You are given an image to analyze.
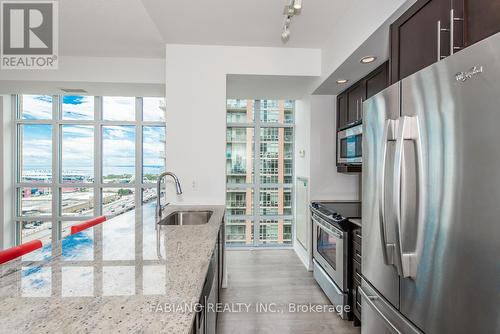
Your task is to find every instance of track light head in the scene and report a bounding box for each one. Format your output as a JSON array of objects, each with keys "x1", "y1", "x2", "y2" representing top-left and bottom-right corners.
[{"x1": 281, "y1": 28, "x2": 290, "y2": 42}]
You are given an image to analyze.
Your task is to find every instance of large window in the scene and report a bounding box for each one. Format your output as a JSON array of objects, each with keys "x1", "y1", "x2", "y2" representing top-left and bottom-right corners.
[
  {"x1": 226, "y1": 99, "x2": 294, "y2": 247},
  {"x1": 14, "y1": 95, "x2": 166, "y2": 245}
]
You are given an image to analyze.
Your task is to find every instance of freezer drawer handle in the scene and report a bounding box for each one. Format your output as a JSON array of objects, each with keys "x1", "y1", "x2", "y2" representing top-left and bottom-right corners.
[{"x1": 358, "y1": 287, "x2": 403, "y2": 334}]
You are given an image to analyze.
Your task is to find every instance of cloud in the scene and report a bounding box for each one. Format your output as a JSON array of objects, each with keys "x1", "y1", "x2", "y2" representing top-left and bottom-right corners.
[
  {"x1": 62, "y1": 125, "x2": 94, "y2": 169},
  {"x1": 22, "y1": 95, "x2": 52, "y2": 120},
  {"x1": 143, "y1": 97, "x2": 165, "y2": 121},
  {"x1": 142, "y1": 126, "x2": 165, "y2": 166},
  {"x1": 62, "y1": 96, "x2": 93, "y2": 120},
  {"x1": 23, "y1": 139, "x2": 52, "y2": 168},
  {"x1": 103, "y1": 96, "x2": 135, "y2": 121}
]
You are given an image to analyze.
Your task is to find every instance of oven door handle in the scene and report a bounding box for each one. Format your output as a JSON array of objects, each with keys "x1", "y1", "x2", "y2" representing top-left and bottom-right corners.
[{"x1": 312, "y1": 215, "x2": 343, "y2": 239}]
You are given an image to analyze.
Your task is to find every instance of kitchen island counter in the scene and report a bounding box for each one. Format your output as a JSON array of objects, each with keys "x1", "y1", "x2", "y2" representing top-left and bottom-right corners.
[{"x1": 0, "y1": 203, "x2": 225, "y2": 334}]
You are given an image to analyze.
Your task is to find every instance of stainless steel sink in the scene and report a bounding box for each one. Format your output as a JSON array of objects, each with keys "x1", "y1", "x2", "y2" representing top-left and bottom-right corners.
[{"x1": 158, "y1": 211, "x2": 213, "y2": 226}]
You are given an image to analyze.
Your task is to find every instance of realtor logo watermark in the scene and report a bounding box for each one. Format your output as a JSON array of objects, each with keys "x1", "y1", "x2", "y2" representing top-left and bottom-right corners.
[{"x1": 1, "y1": 0, "x2": 58, "y2": 69}]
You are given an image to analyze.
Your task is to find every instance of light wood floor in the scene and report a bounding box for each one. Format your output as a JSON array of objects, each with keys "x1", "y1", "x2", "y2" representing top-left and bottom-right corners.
[{"x1": 217, "y1": 250, "x2": 361, "y2": 334}]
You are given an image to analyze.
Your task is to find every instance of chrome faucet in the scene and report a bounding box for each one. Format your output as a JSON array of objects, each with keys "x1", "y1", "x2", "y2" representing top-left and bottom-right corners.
[{"x1": 156, "y1": 172, "x2": 183, "y2": 226}]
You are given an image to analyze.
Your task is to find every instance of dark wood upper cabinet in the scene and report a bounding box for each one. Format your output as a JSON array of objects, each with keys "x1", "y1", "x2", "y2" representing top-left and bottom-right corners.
[
  {"x1": 336, "y1": 63, "x2": 388, "y2": 173},
  {"x1": 462, "y1": 0, "x2": 500, "y2": 46},
  {"x1": 347, "y1": 83, "x2": 364, "y2": 126},
  {"x1": 337, "y1": 93, "x2": 348, "y2": 129},
  {"x1": 337, "y1": 62, "x2": 389, "y2": 131},
  {"x1": 365, "y1": 62, "x2": 389, "y2": 100},
  {"x1": 390, "y1": 0, "x2": 448, "y2": 83},
  {"x1": 390, "y1": 0, "x2": 500, "y2": 83}
]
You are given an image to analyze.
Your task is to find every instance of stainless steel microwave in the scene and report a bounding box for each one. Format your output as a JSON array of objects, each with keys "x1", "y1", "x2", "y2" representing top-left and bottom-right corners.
[{"x1": 337, "y1": 124, "x2": 362, "y2": 165}]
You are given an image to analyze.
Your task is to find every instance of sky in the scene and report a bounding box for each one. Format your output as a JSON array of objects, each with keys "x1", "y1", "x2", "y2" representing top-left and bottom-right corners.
[{"x1": 21, "y1": 95, "x2": 166, "y2": 175}]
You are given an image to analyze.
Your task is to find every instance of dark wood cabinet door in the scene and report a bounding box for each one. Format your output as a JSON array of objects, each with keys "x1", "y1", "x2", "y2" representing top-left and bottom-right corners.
[
  {"x1": 337, "y1": 92, "x2": 348, "y2": 129},
  {"x1": 347, "y1": 83, "x2": 364, "y2": 125},
  {"x1": 463, "y1": 0, "x2": 500, "y2": 47},
  {"x1": 390, "y1": 0, "x2": 448, "y2": 83},
  {"x1": 365, "y1": 62, "x2": 389, "y2": 99}
]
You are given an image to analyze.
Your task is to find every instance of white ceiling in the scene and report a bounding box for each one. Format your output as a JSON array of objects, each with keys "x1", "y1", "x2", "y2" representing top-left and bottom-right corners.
[
  {"x1": 141, "y1": 0, "x2": 352, "y2": 48},
  {"x1": 59, "y1": 0, "x2": 164, "y2": 57},
  {"x1": 58, "y1": 0, "x2": 354, "y2": 58}
]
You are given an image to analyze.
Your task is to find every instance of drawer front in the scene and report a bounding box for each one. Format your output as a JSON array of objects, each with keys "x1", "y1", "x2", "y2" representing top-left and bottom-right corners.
[
  {"x1": 353, "y1": 228, "x2": 362, "y2": 245},
  {"x1": 352, "y1": 283, "x2": 362, "y2": 319},
  {"x1": 353, "y1": 258, "x2": 362, "y2": 284},
  {"x1": 353, "y1": 239, "x2": 362, "y2": 263}
]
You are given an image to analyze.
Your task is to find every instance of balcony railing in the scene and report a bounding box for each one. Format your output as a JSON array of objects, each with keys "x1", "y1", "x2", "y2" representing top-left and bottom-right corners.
[
  {"x1": 227, "y1": 100, "x2": 248, "y2": 109},
  {"x1": 226, "y1": 201, "x2": 247, "y2": 208}
]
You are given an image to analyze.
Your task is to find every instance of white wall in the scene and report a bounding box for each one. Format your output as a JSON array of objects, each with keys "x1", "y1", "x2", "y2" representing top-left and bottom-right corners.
[
  {"x1": 294, "y1": 98, "x2": 311, "y2": 179},
  {"x1": 0, "y1": 56, "x2": 165, "y2": 96},
  {"x1": 294, "y1": 98, "x2": 312, "y2": 268},
  {"x1": 293, "y1": 95, "x2": 359, "y2": 269},
  {"x1": 227, "y1": 75, "x2": 317, "y2": 100},
  {"x1": 0, "y1": 56, "x2": 165, "y2": 84},
  {"x1": 1, "y1": 95, "x2": 14, "y2": 249},
  {"x1": 310, "y1": 95, "x2": 360, "y2": 201},
  {"x1": 164, "y1": 44, "x2": 321, "y2": 205}
]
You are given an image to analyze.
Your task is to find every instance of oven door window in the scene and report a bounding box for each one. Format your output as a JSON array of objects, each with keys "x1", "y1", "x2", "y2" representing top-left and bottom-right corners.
[{"x1": 317, "y1": 226, "x2": 337, "y2": 270}]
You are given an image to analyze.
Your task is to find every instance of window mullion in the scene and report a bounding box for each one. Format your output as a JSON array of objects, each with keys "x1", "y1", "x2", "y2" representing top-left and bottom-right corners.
[
  {"x1": 95, "y1": 96, "x2": 103, "y2": 216},
  {"x1": 253, "y1": 100, "x2": 261, "y2": 247},
  {"x1": 136, "y1": 97, "x2": 143, "y2": 206},
  {"x1": 52, "y1": 95, "x2": 60, "y2": 242}
]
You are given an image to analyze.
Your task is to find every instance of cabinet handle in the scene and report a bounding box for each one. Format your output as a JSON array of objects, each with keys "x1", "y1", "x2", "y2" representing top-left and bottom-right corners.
[
  {"x1": 359, "y1": 98, "x2": 363, "y2": 119},
  {"x1": 450, "y1": 9, "x2": 463, "y2": 55},
  {"x1": 356, "y1": 99, "x2": 359, "y2": 120},
  {"x1": 437, "y1": 20, "x2": 449, "y2": 61}
]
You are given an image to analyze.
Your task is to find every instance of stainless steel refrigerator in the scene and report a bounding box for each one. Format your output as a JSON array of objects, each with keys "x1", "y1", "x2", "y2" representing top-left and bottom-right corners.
[{"x1": 361, "y1": 32, "x2": 500, "y2": 334}]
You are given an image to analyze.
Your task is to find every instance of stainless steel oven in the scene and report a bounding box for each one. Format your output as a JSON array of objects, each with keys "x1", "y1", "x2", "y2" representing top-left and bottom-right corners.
[
  {"x1": 313, "y1": 213, "x2": 345, "y2": 289},
  {"x1": 312, "y1": 209, "x2": 350, "y2": 319},
  {"x1": 337, "y1": 124, "x2": 362, "y2": 165},
  {"x1": 311, "y1": 201, "x2": 361, "y2": 320}
]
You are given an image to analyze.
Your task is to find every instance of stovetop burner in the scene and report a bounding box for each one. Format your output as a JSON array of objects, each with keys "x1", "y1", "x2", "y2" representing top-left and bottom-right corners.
[{"x1": 311, "y1": 201, "x2": 361, "y2": 226}]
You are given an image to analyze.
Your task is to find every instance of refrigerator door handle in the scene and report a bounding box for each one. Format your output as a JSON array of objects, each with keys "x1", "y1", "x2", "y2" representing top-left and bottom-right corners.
[
  {"x1": 379, "y1": 119, "x2": 397, "y2": 266},
  {"x1": 393, "y1": 116, "x2": 424, "y2": 279},
  {"x1": 358, "y1": 286, "x2": 403, "y2": 334}
]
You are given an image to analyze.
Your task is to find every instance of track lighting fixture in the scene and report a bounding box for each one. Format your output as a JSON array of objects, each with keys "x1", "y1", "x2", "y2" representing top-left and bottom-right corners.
[{"x1": 281, "y1": 0, "x2": 303, "y2": 43}]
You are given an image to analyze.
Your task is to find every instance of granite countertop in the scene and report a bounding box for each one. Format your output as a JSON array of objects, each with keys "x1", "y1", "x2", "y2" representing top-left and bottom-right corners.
[{"x1": 0, "y1": 202, "x2": 225, "y2": 334}]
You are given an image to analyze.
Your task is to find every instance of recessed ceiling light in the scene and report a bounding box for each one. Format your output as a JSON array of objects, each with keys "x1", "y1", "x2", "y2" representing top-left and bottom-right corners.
[
  {"x1": 294, "y1": 0, "x2": 303, "y2": 10},
  {"x1": 360, "y1": 56, "x2": 377, "y2": 64},
  {"x1": 336, "y1": 79, "x2": 348, "y2": 84}
]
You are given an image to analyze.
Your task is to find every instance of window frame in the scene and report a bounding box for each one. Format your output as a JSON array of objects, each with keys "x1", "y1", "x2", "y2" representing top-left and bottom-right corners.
[
  {"x1": 13, "y1": 95, "x2": 166, "y2": 245},
  {"x1": 226, "y1": 99, "x2": 295, "y2": 248}
]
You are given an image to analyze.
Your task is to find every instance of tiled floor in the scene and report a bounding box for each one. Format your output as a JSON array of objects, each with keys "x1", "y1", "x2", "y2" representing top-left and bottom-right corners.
[{"x1": 217, "y1": 250, "x2": 361, "y2": 334}]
